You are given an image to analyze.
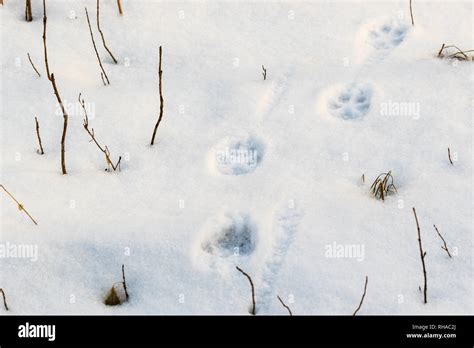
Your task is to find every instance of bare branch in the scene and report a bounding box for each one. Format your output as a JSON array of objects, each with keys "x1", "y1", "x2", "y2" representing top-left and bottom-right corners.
[
  {"x1": 448, "y1": 147, "x2": 454, "y2": 165},
  {"x1": 409, "y1": 0, "x2": 414, "y2": 26},
  {"x1": 35, "y1": 117, "x2": 44, "y2": 155},
  {"x1": 85, "y1": 7, "x2": 110, "y2": 85},
  {"x1": 0, "y1": 288, "x2": 8, "y2": 311},
  {"x1": 413, "y1": 208, "x2": 427, "y2": 304},
  {"x1": 96, "y1": 0, "x2": 118, "y2": 64},
  {"x1": 150, "y1": 46, "x2": 164, "y2": 145},
  {"x1": 42, "y1": 0, "x2": 51, "y2": 80},
  {"x1": 27, "y1": 53, "x2": 41, "y2": 77},
  {"x1": 433, "y1": 225, "x2": 452, "y2": 258},
  {"x1": 262, "y1": 65, "x2": 267, "y2": 80},
  {"x1": 122, "y1": 264, "x2": 129, "y2": 300},
  {"x1": 236, "y1": 266, "x2": 256, "y2": 315},
  {"x1": 43, "y1": 0, "x2": 68, "y2": 174},
  {"x1": 79, "y1": 93, "x2": 121, "y2": 171},
  {"x1": 277, "y1": 295, "x2": 292, "y2": 315},
  {"x1": 353, "y1": 276, "x2": 368, "y2": 315}
]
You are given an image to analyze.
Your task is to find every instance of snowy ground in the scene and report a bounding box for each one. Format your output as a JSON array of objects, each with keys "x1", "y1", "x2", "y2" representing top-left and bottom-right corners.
[{"x1": 0, "y1": 0, "x2": 472, "y2": 315}]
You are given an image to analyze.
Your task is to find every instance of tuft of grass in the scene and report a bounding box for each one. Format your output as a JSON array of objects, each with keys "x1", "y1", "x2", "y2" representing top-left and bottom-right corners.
[
  {"x1": 104, "y1": 286, "x2": 121, "y2": 306},
  {"x1": 370, "y1": 171, "x2": 397, "y2": 201},
  {"x1": 437, "y1": 43, "x2": 474, "y2": 61}
]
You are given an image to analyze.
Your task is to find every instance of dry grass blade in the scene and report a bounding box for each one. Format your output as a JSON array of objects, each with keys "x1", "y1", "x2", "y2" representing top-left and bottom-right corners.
[
  {"x1": 0, "y1": 184, "x2": 38, "y2": 225},
  {"x1": 438, "y1": 43, "x2": 474, "y2": 61},
  {"x1": 370, "y1": 171, "x2": 397, "y2": 201}
]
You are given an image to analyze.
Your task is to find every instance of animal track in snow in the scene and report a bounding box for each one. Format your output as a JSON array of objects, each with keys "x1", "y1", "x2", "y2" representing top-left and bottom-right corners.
[
  {"x1": 324, "y1": 83, "x2": 372, "y2": 120},
  {"x1": 209, "y1": 134, "x2": 264, "y2": 175},
  {"x1": 200, "y1": 212, "x2": 257, "y2": 258},
  {"x1": 256, "y1": 202, "x2": 303, "y2": 311},
  {"x1": 367, "y1": 19, "x2": 408, "y2": 51},
  {"x1": 257, "y1": 68, "x2": 293, "y2": 118}
]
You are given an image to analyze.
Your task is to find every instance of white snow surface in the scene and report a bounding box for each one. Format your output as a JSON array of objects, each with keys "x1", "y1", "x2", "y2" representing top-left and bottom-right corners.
[{"x1": 0, "y1": 0, "x2": 472, "y2": 315}]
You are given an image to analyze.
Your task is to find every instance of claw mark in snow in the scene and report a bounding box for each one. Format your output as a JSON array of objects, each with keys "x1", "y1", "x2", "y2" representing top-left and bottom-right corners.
[
  {"x1": 257, "y1": 68, "x2": 293, "y2": 119},
  {"x1": 257, "y1": 204, "x2": 303, "y2": 312}
]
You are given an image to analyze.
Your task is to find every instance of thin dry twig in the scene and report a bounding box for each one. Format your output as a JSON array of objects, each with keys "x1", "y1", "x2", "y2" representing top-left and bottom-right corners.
[
  {"x1": 43, "y1": 0, "x2": 68, "y2": 174},
  {"x1": 96, "y1": 0, "x2": 118, "y2": 64},
  {"x1": 433, "y1": 225, "x2": 452, "y2": 258},
  {"x1": 0, "y1": 288, "x2": 8, "y2": 311},
  {"x1": 277, "y1": 295, "x2": 292, "y2": 315},
  {"x1": 409, "y1": 0, "x2": 414, "y2": 26},
  {"x1": 353, "y1": 276, "x2": 368, "y2": 315},
  {"x1": 42, "y1": 0, "x2": 51, "y2": 80},
  {"x1": 150, "y1": 46, "x2": 164, "y2": 145},
  {"x1": 79, "y1": 93, "x2": 121, "y2": 171},
  {"x1": 413, "y1": 207, "x2": 427, "y2": 304},
  {"x1": 35, "y1": 117, "x2": 44, "y2": 155},
  {"x1": 27, "y1": 53, "x2": 41, "y2": 77},
  {"x1": 262, "y1": 65, "x2": 267, "y2": 80},
  {"x1": 85, "y1": 7, "x2": 110, "y2": 85},
  {"x1": 236, "y1": 266, "x2": 256, "y2": 315},
  {"x1": 448, "y1": 147, "x2": 454, "y2": 165},
  {"x1": 122, "y1": 264, "x2": 129, "y2": 300},
  {"x1": 0, "y1": 184, "x2": 38, "y2": 225}
]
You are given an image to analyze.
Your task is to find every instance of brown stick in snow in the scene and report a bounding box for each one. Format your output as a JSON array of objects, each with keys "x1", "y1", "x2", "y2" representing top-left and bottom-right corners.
[
  {"x1": 433, "y1": 225, "x2": 452, "y2": 258},
  {"x1": 35, "y1": 117, "x2": 44, "y2": 155},
  {"x1": 85, "y1": 7, "x2": 110, "y2": 85},
  {"x1": 413, "y1": 208, "x2": 427, "y2": 304},
  {"x1": 236, "y1": 266, "x2": 256, "y2": 315},
  {"x1": 25, "y1": 0, "x2": 32, "y2": 21},
  {"x1": 150, "y1": 46, "x2": 164, "y2": 145},
  {"x1": 42, "y1": 0, "x2": 51, "y2": 80},
  {"x1": 52, "y1": 73, "x2": 69, "y2": 175},
  {"x1": 117, "y1": 0, "x2": 123, "y2": 15},
  {"x1": 353, "y1": 276, "x2": 368, "y2": 315},
  {"x1": 409, "y1": 0, "x2": 414, "y2": 26},
  {"x1": 0, "y1": 184, "x2": 38, "y2": 225},
  {"x1": 448, "y1": 148, "x2": 454, "y2": 165},
  {"x1": 122, "y1": 264, "x2": 129, "y2": 300},
  {"x1": 27, "y1": 53, "x2": 41, "y2": 77},
  {"x1": 43, "y1": 0, "x2": 68, "y2": 174},
  {"x1": 0, "y1": 288, "x2": 8, "y2": 311},
  {"x1": 79, "y1": 93, "x2": 121, "y2": 171},
  {"x1": 96, "y1": 0, "x2": 118, "y2": 64},
  {"x1": 277, "y1": 295, "x2": 293, "y2": 315}
]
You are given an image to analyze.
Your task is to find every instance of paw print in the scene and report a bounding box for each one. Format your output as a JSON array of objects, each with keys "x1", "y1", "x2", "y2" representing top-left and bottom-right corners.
[
  {"x1": 368, "y1": 20, "x2": 408, "y2": 50},
  {"x1": 327, "y1": 84, "x2": 372, "y2": 120}
]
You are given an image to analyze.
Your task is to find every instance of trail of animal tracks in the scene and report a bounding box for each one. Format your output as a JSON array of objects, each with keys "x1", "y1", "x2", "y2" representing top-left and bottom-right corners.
[{"x1": 1, "y1": 1, "x2": 472, "y2": 315}]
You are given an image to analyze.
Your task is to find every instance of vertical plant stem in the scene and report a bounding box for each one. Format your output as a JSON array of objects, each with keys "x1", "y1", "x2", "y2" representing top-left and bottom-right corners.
[
  {"x1": 150, "y1": 46, "x2": 164, "y2": 145},
  {"x1": 277, "y1": 295, "x2": 292, "y2": 315},
  {"x1": 35, "y1": 117, "x2": 45, "y2": 155},
  {"x1": 117, "y1": 0, "x2": 123, "y2": 15},
  {"x1": 353, "y1": 276, "x2": 368, "y2": 315},
  {"x1": 0, "y1": 288, "x2": 8, "y2": 311},
  {"x1": 236, "y1": 266, "x2": 256, "y2": 315},
  {"x1": 27, "y1": 53, "x2": 41, "y2": 77},
  {"x1": 413, "y1": 207, "x2": 427, "y2": 304},
  {"x1": 96, "y1": 0, "x2": 118, "y2": 64},
  {"x1": 85, "y1": 7, "x2": 110, "y2": 85}
]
